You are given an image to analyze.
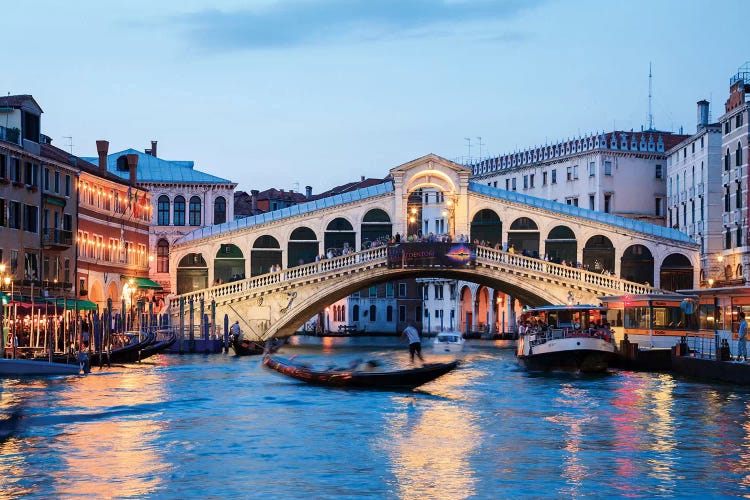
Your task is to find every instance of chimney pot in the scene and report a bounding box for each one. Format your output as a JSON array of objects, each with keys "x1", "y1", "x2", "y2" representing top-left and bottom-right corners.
[
  {"x1": 96, "y1": 140, "x2": 109, "y2": 170},
  {"x1": 305, "y1": 185, "x2": 312, "y2": 199},
  {"x1": 150, "y1": 140, "x2": 157, "y2": 157},
  {"x1": 126, "y1": 154, "x2": 139, "y2": 186}
]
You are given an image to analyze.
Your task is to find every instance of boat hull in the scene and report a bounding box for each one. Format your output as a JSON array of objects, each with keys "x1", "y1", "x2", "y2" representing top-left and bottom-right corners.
[
  {"x1": 433, "y1": 342, "x2": 464, "y2": 353},
  {"x1": 0, "y1": 359, "x2": 81, "y2": 376},
  {"x1": 518, "y1": 337, "x2": 616, "y2": 373},
  {"x1": 263, "y1": 356, "x2": 459, "y2": 389}
]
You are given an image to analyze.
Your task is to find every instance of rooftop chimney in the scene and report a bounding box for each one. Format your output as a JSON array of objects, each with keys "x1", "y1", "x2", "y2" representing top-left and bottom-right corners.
[
  {"x1": 150, "y1": 140, "x2": 157, "y2": 157},
  {"x1": 361, "y1": 176, "x2": 365, "y2": 182},
  {"x1": 697, "y1": 100, "x2": 710, "y2": 130},
  {"x1": 251, "y1": 189, "x2": 259, "y2": 212},
  {"x1": 305, "y1": 185, "x2": 312, "y2": 199},
  {"x1": 96, "y1": 140, "x2": 109, "y2": 170},
  {"x1": 126, "y1": 153, "x2": 138, "y2": 186}
]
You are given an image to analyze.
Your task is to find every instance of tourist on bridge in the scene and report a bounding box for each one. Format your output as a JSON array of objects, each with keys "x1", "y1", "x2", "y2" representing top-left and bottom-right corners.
[
  {"x1": 401, "y1": 322, "x2": 424, "y2": 363},
  {"x1": 738, "y1": 312, "x2": 747, "y2": 362}
]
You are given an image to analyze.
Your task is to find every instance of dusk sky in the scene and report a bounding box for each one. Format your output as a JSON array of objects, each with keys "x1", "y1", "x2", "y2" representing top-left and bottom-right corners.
[{"x1": 4, "y1": 0, "x2": 748, "y2": 193}]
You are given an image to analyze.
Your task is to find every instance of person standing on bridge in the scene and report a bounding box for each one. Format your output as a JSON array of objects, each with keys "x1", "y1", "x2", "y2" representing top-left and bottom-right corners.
[{"x1": 402, "y1": 322, "x2": 424, "y2": 363}]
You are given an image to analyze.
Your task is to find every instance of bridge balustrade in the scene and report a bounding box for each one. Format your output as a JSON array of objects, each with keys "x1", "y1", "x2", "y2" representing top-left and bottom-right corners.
[{"x1": 170, "y1": 244, "x2": 655, "y2": 312}]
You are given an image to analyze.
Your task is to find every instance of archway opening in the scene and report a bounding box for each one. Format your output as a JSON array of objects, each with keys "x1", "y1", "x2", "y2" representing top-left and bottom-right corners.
[
  {"x1": 583, "y1": 235, "x2": 614, "y2": 273},
  {"x1": 177, "y1": 253, "x2": 208, "y2": 294},
  {"x1": 545, "y1": 225, "x2": 577, "y2": 264},
  {"x1": 361, "y1": 209, "x2": 392, "y2": 248},
  {"x1": 660, "y1": 253, "x2": 694, "y2": 291},
  {"x1": 288, "y1": 227, "x2": 319, "y2": 267},
  {"x1": 508, "y1": 217, "x2": 539, "y2": 257},
  {"x1": 621, "y1": 244, "x2": 654, "y2": 285},
  {"x1": 214, "y1": 244, "x2": 245, "y2": 284},
  {"x1": 459, "y1": 286, "x2": 473, "y2": 333},
  {"x1": 470, "y1": 209, "x2": 502, "y2": 247},
  {"x1": 324, "y1": 218, "x2": 355, "y2": 256},
  {"x1": 251, "y1": 235, "x2": 282, "y2": 276}
]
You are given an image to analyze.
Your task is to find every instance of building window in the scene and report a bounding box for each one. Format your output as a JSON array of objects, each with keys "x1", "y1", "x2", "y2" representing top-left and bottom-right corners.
[
  {"x1": 655, "y1": 164, "x2": 663, "y2": 179},
  {"x1": 655, "y1": 197, "x2": 662, "y2": 217},
  {"x1": 505, "y1": 179, "x2": 510, "y2": 190},
  {"x1": 738, "y1": 226, "x2": 743, "y2": 247},
  {"x1": 737, "y1": 113, "x2": 744, "y2": 128},
  {"x1": 387, "y1": 306, "x2": 393, "y2": 322},
  {"x1": 589, "y1": 195, "x2": 595, "y2": 210},
  {"x1": 173, "y1": 196, "x2": 186, "y2": 226},
  {"x1": 434, "y1": 284, "x2": 443, "y2": 299},
  {"x1": 9, "y1": 201, "x2": 20, "y2": 229},
  {"x1": 604, "y1": 194, "x2": 611, "y2": 214},
  {"x1": 43, "y1": 167, "x2": 49, "y2": 190},
  {"x1": 386, "y1": 282, "x2": 394, "y2": 298},
  {"x1": 54, "y1": 171, "x2": 60, "y2": 193},
  {"x1": 369, "y1": 286, "x2": 377, "y2": 298},
  {"x1": 566, "y1": 197, "x2": 578, "y2": 207},
  {"x1": 189, "y1": 196, "x2": 201, "y2": 226},
  {"x1": 398, "y1": 283, "x2": 407, "y2": 297},
  {"x1": 64, "y1": 259, "x2": 70, "y2": 283},
  {"x1": 511, "y1": 178, "x2": 516, "y2": 191},
  {"x1": 566, "y1": 166, "x2": 573, "y2": 181},
  {"x1": 369, "y1": 305, "x2": 376, "y2": 322},
  {"x1": 214, "y1": 196, "x2": 226, "y2": 224},
  {"x1": 529, "y1": 174, "x2": 534, "y2": 188},
  {"x1": 604, "y1": 161, "x2": 612, "y2": 175},
  {"x1": 65, "y1": 175, "x2": 71, "y2": 196},
  {"x1": 157, "y1": 239, "x2": 169, "y2": 273},
  {"x1": 158, "y1": 195, "x2": 170, "y2": 225},
  {"x1": 737, "y1": 143, "x2": 743, "y2": 167},
  {"x1": 737, "y1": 184, "x2": 743, "y2": 209},
  {"x1": 589, "y1": 162, "x2": 596, "y2": 177},
  {"x1": 399, "y1": 305, "x2": 406, "y2": 322},
  {"x1": 542, "y1": 171, "x2": 547, "y2": 185},
  {"x1": 551, "y1": 169, "x2": 557, "y2": 184},
  {"x1": 523, "y1": 175, "x2": 528, "y2": 189},
  {"x1": 726, "y1": 230, "x2": 732, "y2": 249}
]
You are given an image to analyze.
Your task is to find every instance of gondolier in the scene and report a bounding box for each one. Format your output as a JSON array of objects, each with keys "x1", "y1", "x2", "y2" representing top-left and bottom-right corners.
[
  {"x1": 402, "y1": 322, "x2": 424, "y2": 363},
  {"x1": 230, "y1": 320, "x2": 241, "y2": 340}
]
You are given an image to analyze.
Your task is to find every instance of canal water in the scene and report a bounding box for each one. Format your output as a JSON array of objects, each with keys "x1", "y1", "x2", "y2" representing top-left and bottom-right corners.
[{"x1": 2, "y1": 339, "x2": 750, "y2": 499}]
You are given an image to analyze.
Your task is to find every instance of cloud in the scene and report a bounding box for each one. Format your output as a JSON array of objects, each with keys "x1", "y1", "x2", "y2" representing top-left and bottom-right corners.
[{"x1": 175, "y1": 0, "x2": 541, "y2": 51}]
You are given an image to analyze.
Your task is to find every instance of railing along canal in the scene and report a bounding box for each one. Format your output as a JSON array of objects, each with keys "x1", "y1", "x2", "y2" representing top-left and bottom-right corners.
[{"x1": 170, "y1": 244, "x2": 657, "y2": 310}]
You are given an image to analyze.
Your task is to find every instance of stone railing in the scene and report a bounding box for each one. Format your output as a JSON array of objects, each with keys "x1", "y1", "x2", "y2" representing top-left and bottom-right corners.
[
  {"x1": 170, "y1": 245, "x2": 390, "y2": 309},
  {"x1": 170, "y1": 244, "x2": 657, "y2": 310},
  {"x1": 474, "y1": 246, "x2": 656, "y2": 295}
]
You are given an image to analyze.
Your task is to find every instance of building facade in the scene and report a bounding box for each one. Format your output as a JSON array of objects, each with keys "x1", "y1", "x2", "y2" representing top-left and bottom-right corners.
[
  {"x1": 714, "y1": 63, "x2": 750, "y2": 285},
  {"x1": 666, "y1": 101, "x2": 723, "y2": 287},
  {"x1": 0, "y1": 95, "x2": 78, "y2": 304},
  {"x1": 84, "y1": 143, "x2": 236, "y2": 297}
]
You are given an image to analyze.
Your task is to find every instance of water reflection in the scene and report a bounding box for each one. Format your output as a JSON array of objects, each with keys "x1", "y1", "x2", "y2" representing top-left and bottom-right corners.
[
  {"x1": 0, "y1": 367, "x2": 169, "y2": 498},
  {"x1": 382, "y1": 366, "x2": 480, "y2": 500}
]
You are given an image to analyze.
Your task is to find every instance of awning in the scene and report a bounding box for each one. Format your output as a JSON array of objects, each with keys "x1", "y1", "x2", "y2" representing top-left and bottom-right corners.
[
  {"x1": 43, "y1": 195, "x2": 66, "y2": 207},
  {"x1": 47, "y1": 298, "x2": 98, "y2": 311},
  {"x1": 126, "y1": 277, "x2": 163, "y2": 290}
]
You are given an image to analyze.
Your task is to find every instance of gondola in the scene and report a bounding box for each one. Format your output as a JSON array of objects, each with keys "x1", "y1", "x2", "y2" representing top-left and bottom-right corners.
[
  {"x1": 263, "y1": 356, "x2": 460, "y2": 390},
  {"x1": 139, "y1": 330, "x2": 177, "y2": 360},
  {"x1": 231, "y1": 335, "x2": 283, "y2": 356}
]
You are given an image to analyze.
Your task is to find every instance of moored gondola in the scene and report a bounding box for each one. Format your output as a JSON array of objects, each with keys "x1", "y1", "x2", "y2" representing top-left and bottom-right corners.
[
  {"x1": 231, "y1": 335, "x2": 284, "y2": 356},
  {"x1": 263, "y1": 356, "x2": 459, "y2": 390}
]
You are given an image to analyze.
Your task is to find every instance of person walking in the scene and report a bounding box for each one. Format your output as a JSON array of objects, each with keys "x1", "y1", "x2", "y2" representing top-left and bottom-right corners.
[
  {"x1": 738, "y1": 312, "x2": 748, "y2": 362},
  {"x1": 401, "y1": 322, "x2": 424, "y2": 363}
]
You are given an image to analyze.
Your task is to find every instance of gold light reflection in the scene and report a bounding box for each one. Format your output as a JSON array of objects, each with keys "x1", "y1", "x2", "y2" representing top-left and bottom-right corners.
[
  {"x1": 380, "y1": 367, "x2": 479, "y2": 500},
  {"x1": 546, "y1": 384, "x2": 591, "y2": 497}
]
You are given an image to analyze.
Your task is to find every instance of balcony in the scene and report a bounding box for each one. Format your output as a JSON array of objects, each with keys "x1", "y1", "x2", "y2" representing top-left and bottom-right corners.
[
  {"x1": 42, "y1": 228, "x2": 73, "y2": 249},
  {"x1": 0, "y1": 125, "x2": 20, "y2": 145}
]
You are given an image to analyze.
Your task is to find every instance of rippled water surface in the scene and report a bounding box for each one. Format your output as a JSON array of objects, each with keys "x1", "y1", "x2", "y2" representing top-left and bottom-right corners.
[{"x1": 2, "y1": 339, "x2": 750, "y2": 499}]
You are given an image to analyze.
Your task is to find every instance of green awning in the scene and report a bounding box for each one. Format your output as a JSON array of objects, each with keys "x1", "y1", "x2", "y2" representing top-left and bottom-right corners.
[
  {"x1": 47, "y1": 298, "x2": 98, "y2": 311},
  {"x1": 127, "y1": 277, "x2": 163, "y2": 290},
  {"x1": 44, "y1": 195, "x2": 66, "y2": 207}
]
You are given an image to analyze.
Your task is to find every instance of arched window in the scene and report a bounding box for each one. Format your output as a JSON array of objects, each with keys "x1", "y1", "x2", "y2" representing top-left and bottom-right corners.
[
  {"x1": 157, "y1": 239, "x2": 169, "y2": 273},
  {"x1": 157, "y1": 195, "x2": 170, "y2": 225},
  {"x1": 189, "y1": 196, "x2": 201, "y2": 226},
  {"x1": 737, "y1": 142, "x2": 743, "y2": 167},
  {"x1": 214, "y1": 196, "x2": 226, "y2": 225},
  {"x1": 174, "y1": 196, "x2": 186, "y2": 226}
]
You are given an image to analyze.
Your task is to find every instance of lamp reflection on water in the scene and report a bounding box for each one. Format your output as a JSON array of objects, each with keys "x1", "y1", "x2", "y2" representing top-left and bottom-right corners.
[{"x1": 380, "y1": 367, "x2": 479, "y2": 500}]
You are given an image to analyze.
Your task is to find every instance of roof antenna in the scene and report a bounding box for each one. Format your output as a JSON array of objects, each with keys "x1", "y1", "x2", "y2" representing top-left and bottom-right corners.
[
  {"x1": 648, "y1": 62, "x2": 654, "y2": 131},
  {"x1": 476, "y1": 136, "x2": 485, "y2": 159},
  {"x1": 62, "y1": 136, "x2": 74, "y2": 154}
]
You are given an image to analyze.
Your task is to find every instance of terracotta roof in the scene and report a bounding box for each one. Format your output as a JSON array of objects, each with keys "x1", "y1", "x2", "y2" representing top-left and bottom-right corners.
[{"x1": 309, "y1": 176, "x2": 392, "y2": 201}]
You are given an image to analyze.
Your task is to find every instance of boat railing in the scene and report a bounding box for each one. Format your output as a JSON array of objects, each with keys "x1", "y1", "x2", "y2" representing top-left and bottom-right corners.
[{"x1": 527, "y1": 327, "x2": 615, "y2": 347}]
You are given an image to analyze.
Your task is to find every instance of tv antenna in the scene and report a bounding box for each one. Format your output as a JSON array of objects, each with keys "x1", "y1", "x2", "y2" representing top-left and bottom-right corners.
[
  {"x1": 62, "y1": 136, "x2": 74, "y2": 154},
  {"x1": 464, "y1": 137, "x2": 472, "y2": 161},
  {"x1": 648, "y1": 62, "x2": 654, "y2": 131},
  {"x1": 476, "y1": 136, "x2": 485, "y2": 158}
]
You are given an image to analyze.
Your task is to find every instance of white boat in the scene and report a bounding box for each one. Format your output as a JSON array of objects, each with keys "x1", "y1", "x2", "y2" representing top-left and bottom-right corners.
[
  {"x1": 433, "y1": 332, "x2": 465, "y2": 353},
  {"x1": 516, "y1": 305, "x2": 617, "y2": 373},
  {"x1": 0, "y1": 358, "x2": 82, "y2": 376}
]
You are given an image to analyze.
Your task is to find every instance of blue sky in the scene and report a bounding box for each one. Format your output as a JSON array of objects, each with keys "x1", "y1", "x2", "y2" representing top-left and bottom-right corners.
[{"x1": 4, "y1": 0, "x2": 748, "y2": 193}]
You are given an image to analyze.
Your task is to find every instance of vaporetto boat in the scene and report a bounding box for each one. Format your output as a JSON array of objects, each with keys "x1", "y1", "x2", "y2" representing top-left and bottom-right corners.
[{"x1": 516, "y1": 305, "x2": 617, "y2": 373}]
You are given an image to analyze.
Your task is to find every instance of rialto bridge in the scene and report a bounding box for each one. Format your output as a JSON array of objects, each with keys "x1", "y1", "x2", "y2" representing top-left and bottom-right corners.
[{"x1": 167, "y1": 154, "x2": 698, "y2": 340}]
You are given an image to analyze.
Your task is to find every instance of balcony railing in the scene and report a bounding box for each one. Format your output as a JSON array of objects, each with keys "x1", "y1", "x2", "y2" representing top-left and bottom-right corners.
[
  {"x1": 0, "y1": 125, "x2": 20, "y2": 145},
  {"x1": 42, "y1": 228, "x2": 73, "y2": 249}
]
